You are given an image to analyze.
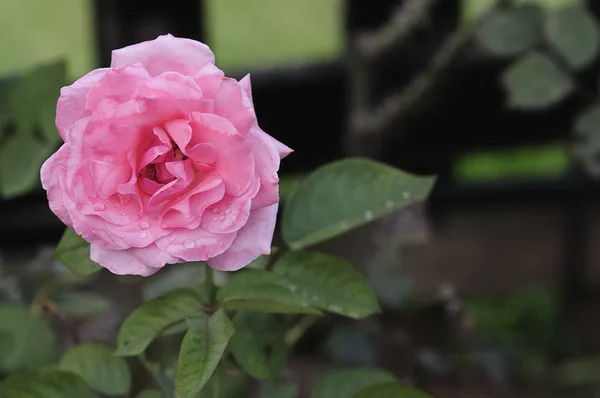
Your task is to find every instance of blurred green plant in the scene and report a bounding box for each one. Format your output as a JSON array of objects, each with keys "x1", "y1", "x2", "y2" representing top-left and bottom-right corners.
[
  {"x1": 0, "y1": 61, "x2": 66, "y2": 199},
  {"x1": 0, "y1": 158, "x2": 436, "y2": 397}
]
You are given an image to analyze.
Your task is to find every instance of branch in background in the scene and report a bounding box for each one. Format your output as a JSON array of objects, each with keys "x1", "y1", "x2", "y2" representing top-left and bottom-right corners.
[
  {"x1": 349, "y1": 25, "x2": 473, "y2": 154},
  {"x1": 357, "y1": 0, "x2": 439, "y2": 60}
]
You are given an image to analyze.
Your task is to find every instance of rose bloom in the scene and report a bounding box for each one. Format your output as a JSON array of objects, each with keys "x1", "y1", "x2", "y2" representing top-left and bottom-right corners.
[{"x1": 41, "y1": 34, "x2": 292, "y2": 276}]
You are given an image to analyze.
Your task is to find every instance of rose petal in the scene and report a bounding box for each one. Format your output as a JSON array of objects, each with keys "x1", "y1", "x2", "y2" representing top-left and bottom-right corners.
[
  {"x1": 85, "y1": 63, "x2": 150, "y2": 112},
  {"x1": 149, "y1": 159, "x2": 196, "y2": 205},
  {"x1": 191, "y1": 113, "x2": 254, "y2": 196},
  {"x1": 56, "y1": 68, "x2": 108, "y2": 139},
  {"x1": 140, "y1": 127, "x2": 173, "y2": 168},
  {"x1": 155, "y1": 228, "x2": 236, "y2": 263},
  {"x1": 200, "y1": 176, "x2": 260, "y2": 234},
  {"x1": 213, "y1": 78, "x2": 256, "y2": 135},
  {"x1": 206, "y1": 204, "x2": 278, "y2": 271},
  {"x1": 161, "y1": 174, "x2": 225, "y2": 229},
  {"x1": 111, "y1": 34, "x2": 215, "y2": 77},
  {"x1": 91, "y1": 243, "x2": 179, "y2": 276},
  {"x1": 41, "y1": 144, "x2": 73, "y2": 226},
  {"x1": 193, "y1": 63, "x2": 225, "y2": 100}
]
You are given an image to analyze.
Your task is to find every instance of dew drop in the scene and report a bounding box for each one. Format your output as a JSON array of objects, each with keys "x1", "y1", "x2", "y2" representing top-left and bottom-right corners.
[
  {"x1": 213, "y1": 216, "x2": 219, "y2": 221},
  {"x1": 217, "y1": 240, "x2": 224, "y2": 247},
  {"x1": 225, "y1": 208, "x2": 232, "y2": 215},
  {"x1": 202, "y1": 223, "x2": 208, "y2": 229},
  {"x1": 93, "y1": 203, "x2": 105, "y2": 211},
  {"x1": 402, "y1": 192, "x2": 411, "y2": 200},
  {"x1": 219, "y1": 215, "x2": 226, "y2": 221},
  {"x1": 47, "y1": 195, "x2": 54, "y2": 201},
  {"x1": 168, "y1": 235, "x2": 176, "y2": 242},
  {"x1": 213, "y1": 208, "x2": 220, "y2": 214},
  {"x1": 364, "y1": 210, "x2": 373, "y2": 220},
  {"x1": 140, "y1": 232, "x2": 147, "y2": 239},
  {"x1": 184, "y1": 239, "x2": 196, "y2": 249},
  {"x1": 140, "y1": 221, "x2": 149, "y2": 229},
  {"x1": 120, "y1": 212, "x2": 126, "y2": 216}
]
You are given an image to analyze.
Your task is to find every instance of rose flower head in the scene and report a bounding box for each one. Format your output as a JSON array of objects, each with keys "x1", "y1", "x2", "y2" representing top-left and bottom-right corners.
[{"x1": 41, "y1": 34, "x2": 292, "y2": 276}]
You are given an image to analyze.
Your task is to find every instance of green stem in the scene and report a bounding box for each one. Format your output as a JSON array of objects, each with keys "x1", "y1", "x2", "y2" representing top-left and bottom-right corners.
[
  {"x1": 284, "y1": 315, "x2": 320, "y2": 348},
  {"x1": 205, "y1": 264, "x2": 217, "y2": 306}
]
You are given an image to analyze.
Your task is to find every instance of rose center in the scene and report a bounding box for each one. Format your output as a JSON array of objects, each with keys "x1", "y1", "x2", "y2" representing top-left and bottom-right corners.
[{"x1": 138, "y1": 142, "x2": 188, "y2": 183}]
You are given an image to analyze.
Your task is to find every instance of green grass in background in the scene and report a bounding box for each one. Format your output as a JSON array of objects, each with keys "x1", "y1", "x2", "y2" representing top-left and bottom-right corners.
[
  {"x1": 207, "y1": 0, "x2": 342, "y2": 70},
  {"x1": 0, "y1": 0, "x2": 95, "y2": 79},
  {"x1": 0, "y1": 0, "x2": 341, "y2": 78},
  {"x1": 453, "y1": 143, "x2": 572, "y2": 183}
]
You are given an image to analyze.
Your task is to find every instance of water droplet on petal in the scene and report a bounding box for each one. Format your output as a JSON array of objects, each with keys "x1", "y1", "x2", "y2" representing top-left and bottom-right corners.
[
  {"x1": 202, "y1": 223, "x2": 208, "y2": 229},
  {"x1": 225, "y1": 208, "x2": 231, "y2": 215},
  {"x1": 365, "y1": 210, "x2": 373, "y2": 220},
  {"x1": 120, "y1": 212, "x2": 126, "y2": 216},
  {"x1": 213, "y1": 208, "x2": 220, "y2": 214},
  {"x1": 213, "y1": 216, "x2": 219, "y2": 221},
  {"x1": 219, "y1": 215, "x2": 225, "y2": 221},
  {"x1": 217, "y1": 240, "x2": 223, "y2": 247},
  {"x1": 140, "y1": 221, "x2": 149, "y2": 229},
  {"x1": 93, "y1": 203, "x2": 105, "y2": 211},
  {"x1": 140, "y1": 232, "x2": 148, "y2": 239},
  {"x1": 168, "y1": 235, "x2": 176, "y2": 242},
  {"x1": 184, "y1": 239, "x2": 195, "y2": 249},
  {"x1": 48, "y1": 195, "x2": 54, "y2": 201}
]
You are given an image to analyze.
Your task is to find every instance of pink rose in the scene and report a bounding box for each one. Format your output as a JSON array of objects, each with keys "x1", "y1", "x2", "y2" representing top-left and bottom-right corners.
[{"x1": 41, "y1": 34, "x2": 292, "y2": 276}]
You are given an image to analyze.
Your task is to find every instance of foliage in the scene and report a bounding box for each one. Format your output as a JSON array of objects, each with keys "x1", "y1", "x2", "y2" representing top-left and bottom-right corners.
[
  {"x1": 0, "y1": 155, "x2": 436, "y2": 397},
  {"x1": 0, "y1": 61, "x2": 66, "y2": 199},
  {"x1": 473, "y1": 1, "x2": 600, "y2": 176}
]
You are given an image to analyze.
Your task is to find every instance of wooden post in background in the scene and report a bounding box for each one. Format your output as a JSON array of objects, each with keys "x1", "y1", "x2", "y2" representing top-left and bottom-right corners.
[{"x1": 93, "y1": 0, "x2": 205, "y2": 67}]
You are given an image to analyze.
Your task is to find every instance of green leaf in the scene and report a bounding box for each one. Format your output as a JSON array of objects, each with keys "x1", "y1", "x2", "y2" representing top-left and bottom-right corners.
[
  {"x1": 0, "y1": 369, "x2": 94, "y2": 398},
  {"x1": 175, "y1": 309, "x2": 234, "y2": 398},
  {"x1": 115, "y1": 289, "x2": 204, "y2": 356},
  {"x1": 262, "y1": 383, "x2": 299, "y2": 398},
  {"x1": 282, "y1": 158, "x2": 436, "y2": 250},
  {"x1": 53, "y1": 291, "x2": 111, "y2": 317},
  {"x1": 310, "y1": 369, "x2": 396, "y2": 398},
  {"x1": 8, "y1": 60, "x2": 66, "y2": 142},
  {"x1": 574, "y1": 103, "x2": 600, "y2": 175},
  {"x1": 142, "y1": 262, "x2": 208, "y2": 301},
  {"x1": 502, "y1": 51, "x2": 573, "y2": 109},
  {"x1": 230, "y1": 312, "x2": 287, "y2": 380},
  {"x1": 273, "y1": 251, "x2": 380, "y2": 319},
  {"x1": 0, "y1": 304, "x2": 57, "y2": 373},
  {"x1": 279, "y1": 174, "x2": 306, "y2": 201},
  {"x1": 0, "y1": 131, "x2": 56, "y2": 198},
  {"x1": 545, "y1": 5, "x2": 600, "y2": 70},
  {"x1": 196, "y1": 363, "x2": 250, "y2": 398},
  {"x1": 136, "y1": 390, "x2": 163, "y2": 398},
  {"x1": 218, "y1": 269, "x2": 322, "y2": 315},
  {"x1": 475, "y1": 5, "x2": 542, "y2": 57},
  {"x1": 354, "y1": 382, "x2": 433, "y2": 398},
  {"x1": 54, "y1": 228, "x2": 102, "y2": 276},
  {"x1": 59, "y1": 343, "x2": 131, "y2": 396},
  {"x1": 0, "y1": 74, "x2": 17, "y2": 130}
]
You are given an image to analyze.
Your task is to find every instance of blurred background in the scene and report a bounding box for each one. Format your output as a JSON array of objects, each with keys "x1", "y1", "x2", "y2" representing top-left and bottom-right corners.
[{"x1": 2, "y1": 0, "x2": 600, "y2": 397}]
